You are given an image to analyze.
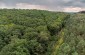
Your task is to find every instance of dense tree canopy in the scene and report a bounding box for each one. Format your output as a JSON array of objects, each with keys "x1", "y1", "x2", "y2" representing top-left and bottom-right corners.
[{"x1": 0, "y1": 9, "x2": 85, "y2": 55}]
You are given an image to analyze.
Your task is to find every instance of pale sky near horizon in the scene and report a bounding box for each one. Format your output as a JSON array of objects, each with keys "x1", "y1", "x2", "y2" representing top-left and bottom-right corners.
[{"x1": 0, "y1": 0, "x2": 85, "y2": 12}]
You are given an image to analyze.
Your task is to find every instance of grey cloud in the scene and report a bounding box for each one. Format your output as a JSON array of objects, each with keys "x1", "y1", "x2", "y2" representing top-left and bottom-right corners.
[{"x1": 0, "y1": 0, "x2": 85, "y2": 11}]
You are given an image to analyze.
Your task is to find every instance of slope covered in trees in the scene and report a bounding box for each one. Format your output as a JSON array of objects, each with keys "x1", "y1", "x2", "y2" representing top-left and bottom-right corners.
[
  {"x1": 0, "y1": 9, "x2": 85, "y2": 55},
  {"x1": 52, "y1": 13, "x2": 85, "y2": 55},
  {"x1": 55, "y1": 14, "x2": 85, "y2": 55}
]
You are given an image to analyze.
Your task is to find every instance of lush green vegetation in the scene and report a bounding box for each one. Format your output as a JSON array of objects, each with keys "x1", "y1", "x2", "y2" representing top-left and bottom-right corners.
[
  {"x1": 0, "y1": 9, "x2": 85, "y2": 55},
  {"x1": 55, "y1": 14, "x2": 85, "y2": 55}
]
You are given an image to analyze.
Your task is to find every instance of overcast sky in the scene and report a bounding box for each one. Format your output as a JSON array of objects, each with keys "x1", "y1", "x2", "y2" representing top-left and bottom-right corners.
[{"x1": 0, "y1": 0, "x2": 85, "y2": 12}]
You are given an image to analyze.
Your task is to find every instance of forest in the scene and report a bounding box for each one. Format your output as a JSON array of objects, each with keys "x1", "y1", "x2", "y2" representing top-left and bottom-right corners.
[{"x1": 0, "y1": 9, "x2": 85, "y2": 55}]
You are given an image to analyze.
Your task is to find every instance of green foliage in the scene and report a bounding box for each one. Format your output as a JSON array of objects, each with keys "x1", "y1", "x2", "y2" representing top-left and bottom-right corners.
[
  {"x1": 1, "y1": 9, "x2": 84, "y2": 55},
  {"x1": 0, "y1": 38, "x2": 30, "y2": 55},
  {"x1": 0, "y1": 9, "x2": 68, "y2": 55},
  {"x1": 56, "y1": 14, "x2": 85, "y2": 55}
]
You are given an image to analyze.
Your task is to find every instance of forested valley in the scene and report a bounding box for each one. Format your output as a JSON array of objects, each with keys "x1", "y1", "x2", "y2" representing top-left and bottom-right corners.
[{"x1": 0, "y1": 9, "x2": 85, "y2": 55}]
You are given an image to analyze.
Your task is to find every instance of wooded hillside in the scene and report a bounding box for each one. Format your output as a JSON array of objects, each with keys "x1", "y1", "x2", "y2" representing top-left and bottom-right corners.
[{"x1": 0, "y1": 9, "x2": 85, "y2": 55}]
